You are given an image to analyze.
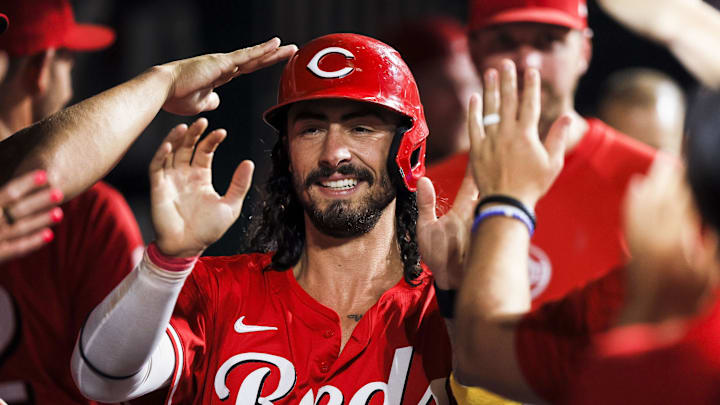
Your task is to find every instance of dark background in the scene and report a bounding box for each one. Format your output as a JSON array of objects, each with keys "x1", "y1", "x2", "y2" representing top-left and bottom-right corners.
[{"x1": 68, "y1": 0, "x2": 699, "y2": 256}]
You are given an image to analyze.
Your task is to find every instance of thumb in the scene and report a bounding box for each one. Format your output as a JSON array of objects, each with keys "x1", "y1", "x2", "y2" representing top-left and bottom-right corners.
[
  {"x1": 416, "y1": 177, "x2": 438, "y2": 228},
  {"x1": 451, "y1": 163, "x2": 480, "y2": 221},
  {"x1": 201, "y1": 91, "x2": 220, "y2": 112},
  {"x1": 544, "y1": 115, "x2": 571, "y2": 172},
  {"x1": 223, "y1": 160, "x2": 255, "y2": 214}
]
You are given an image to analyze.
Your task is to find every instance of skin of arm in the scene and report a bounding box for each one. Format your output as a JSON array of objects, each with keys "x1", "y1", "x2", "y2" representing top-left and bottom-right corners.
[
  {"x1": 452, "y1": 59, "x2": 570, "y2": 402},
  {"x1": 73, "y1": 118, "x2": 254, "y2": 400},
  {"x1": 598, "y1": 0, "x2": 720, "y2": 89},
  {"x1": 0, "y1": 38, "x2": 296, "y2": 201}
]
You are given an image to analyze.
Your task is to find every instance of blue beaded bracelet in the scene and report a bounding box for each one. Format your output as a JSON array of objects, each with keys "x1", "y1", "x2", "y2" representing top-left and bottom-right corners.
[{"x1": 472, "y1": 205, "x2": 535, "y2": 236}]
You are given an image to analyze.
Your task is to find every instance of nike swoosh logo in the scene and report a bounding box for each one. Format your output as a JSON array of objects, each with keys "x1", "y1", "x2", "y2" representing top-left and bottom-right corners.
[{"x1": 234, "y1": 316, "x2": 278, "y2": 334}]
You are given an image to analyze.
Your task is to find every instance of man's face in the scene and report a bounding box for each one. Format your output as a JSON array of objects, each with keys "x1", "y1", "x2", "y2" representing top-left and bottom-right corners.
[
  {"x1": 286, "y1": 99, "x2": 399, "y2": 238},
  {"x1": 416, "y1": 50, "x2": 481, "y2": 162},
  {"x1": 33, "y1": 49, "x2": 74, "y2": 121},
  {"x1": 469, "y1": 22, "x2": 589, "y2": 134}
]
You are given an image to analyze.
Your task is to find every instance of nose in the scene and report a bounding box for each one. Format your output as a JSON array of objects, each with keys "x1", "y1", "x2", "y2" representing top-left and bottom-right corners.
[
  {"x1": 319, "y1": 125, "x2": 352, "y2": 168},
  {"x1": 513, "y1": 45, "x2": 542, "y2": 72}
]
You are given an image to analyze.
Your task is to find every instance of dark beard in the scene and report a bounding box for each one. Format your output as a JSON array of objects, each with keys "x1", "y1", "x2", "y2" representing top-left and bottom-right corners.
[{"x1": 296, "y1": 164, "x2": 396, "y2": 238}]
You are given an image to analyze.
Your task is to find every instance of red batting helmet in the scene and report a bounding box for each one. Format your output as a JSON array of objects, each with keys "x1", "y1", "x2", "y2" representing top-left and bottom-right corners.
[{"x1": 263, "y1": 33, "x2": 428, "y2": 192}]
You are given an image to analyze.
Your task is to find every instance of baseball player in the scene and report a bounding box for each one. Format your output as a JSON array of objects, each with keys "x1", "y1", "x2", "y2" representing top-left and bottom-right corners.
[
  {"x1": 385, "y1": 17, "x2": 482, "y2": 165},
  {"x1": 0, "y1": 2, "x2": 295, "y2": 404},
  {"x1": 426, "y1": 0, "x2": 659, "y2": 307},
  {"x1": 0, "y1": 2, "x2": 144, "y2": 404},
  {"x1": 71, "y1": 34, "x2": 468, "y2": 404},
  {"x1": 453, "y1": 23, "x2": 720, "y2": 402},
  {"x1": 0, "y1": 11, "x2": 62, "y2": 265}
]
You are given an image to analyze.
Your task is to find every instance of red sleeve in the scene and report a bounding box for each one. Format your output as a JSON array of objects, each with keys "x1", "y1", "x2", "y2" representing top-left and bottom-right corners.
[
  {"x1": 165, "y1": 258, "x2": 219, "y2": 405},
  {"x1": 569, "y1": 295, "x2": 720, "y2": 404},
  {"x1": 514, "y1": 268, "x2": 626, "y2": 403},
  {"x1": 62, "y1": 182, "x2": 144, "y2": 332}
]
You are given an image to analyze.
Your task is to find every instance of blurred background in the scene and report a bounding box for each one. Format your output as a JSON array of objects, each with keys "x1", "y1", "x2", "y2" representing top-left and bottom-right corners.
[{"x1": 69, "y1": 0, "x2": 700, "y2": 256}]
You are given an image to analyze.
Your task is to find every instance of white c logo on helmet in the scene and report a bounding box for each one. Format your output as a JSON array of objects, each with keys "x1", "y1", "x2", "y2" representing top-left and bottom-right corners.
[{"x1": 307, "y1": 47, "x2": 355, "y2": 79}]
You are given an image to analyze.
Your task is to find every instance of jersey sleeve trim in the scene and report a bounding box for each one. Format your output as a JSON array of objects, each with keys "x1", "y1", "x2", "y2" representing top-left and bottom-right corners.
[{"x1": 164, "y1": 324, "x2": 184, "y2": 405}]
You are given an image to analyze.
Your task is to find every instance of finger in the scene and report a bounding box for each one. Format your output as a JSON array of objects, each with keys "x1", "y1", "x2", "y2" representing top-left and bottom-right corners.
[
  {"x1": 499, "y1": 59, "x2": 518, "y2": 128},
  {"x1": 623, "y1": 173, "x2": 645, "y2": 216},
  {"x1": 2, "y1": 207, "x2": 62, "y2": 241},
  {"x1": 416, "y1": 177, "x2": 438, "y2": 228},
  {"x1": 519, "y1": 69, "x2": 541, "y2": 131},
  {"x1": 149, "y1": 141, "x2": 172, "y2": 185},
  {"x1": 227, "y1": 37, "x2": 282, "y2": 69},
  {"x1": 165, "y1": 127, "x2": 187, "y2": 171},
  {"x1": 482, "y1": 69, "x2": 500, "y2": 135},
  {"x1": 0, "y1": 170, "x2": 48, "y2": 207},
  {"x1": 174, "y1": 118, "x2": 208, "y2": 167},
  {"x1": 6, "y1": 187, "x2": 63, "y2": 219},
  {"x1": 467, "y1": 92, "x2": 485, "y2": 150},
  {"x1": 646, "y1": 153, "x2": 677, "y2": 184},
  {"x1": 192, "y1": 129, "x2": 227, "y2": 168},
  {"x1": 202, "y1": 92, "x2": 220, "y2": 111},
  {"x1": 223, "y1": 160, "x2": 255, "y2": 214},
  {"x1": 235, "y1": 44, "x2": 298, "y2": 76},
  {"x1": 149, "y1": 124, "x2": 183, "y2": 175},
  {"x1": 544, "y1": 115, "x2": 571, "y2": 173},
  {"x1": 451, "y1": 164, "x2": 480, "y2": 222},
  {"x1": 0, "y1": 228, "x2": 53, "y2": 262}
]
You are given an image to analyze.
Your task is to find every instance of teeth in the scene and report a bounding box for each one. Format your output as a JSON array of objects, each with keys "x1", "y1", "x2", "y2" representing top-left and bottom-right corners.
[{"x1": 321, "y1": 178, "x2": 358, "y2": 190}]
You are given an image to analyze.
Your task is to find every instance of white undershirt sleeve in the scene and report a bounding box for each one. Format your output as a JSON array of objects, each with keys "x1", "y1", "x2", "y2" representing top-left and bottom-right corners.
[{"x1": 71, "y1": 249, "x2": 193, "y2": 403}]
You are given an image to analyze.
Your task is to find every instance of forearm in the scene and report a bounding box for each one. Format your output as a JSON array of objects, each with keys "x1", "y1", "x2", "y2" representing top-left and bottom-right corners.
[
  {"x1": 71, "y1": 245, "x2": 192, "y2": 402},
  {"x1": 455, "y1": 217, "x2": 537, "y2": 401},
  {"x1": 664, "y1": 1, "x2": 720, "y2": 89},
  {"x1": 0, "y1": 66, "x2": 173, "y2": 199}
]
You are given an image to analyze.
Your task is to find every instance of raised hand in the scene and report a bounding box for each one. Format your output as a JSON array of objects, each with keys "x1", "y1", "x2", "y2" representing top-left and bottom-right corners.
[
  {"x1": 160, "y1": 38, "x2": 297, "y2": 116},
  {"x1": 0, "y1": 170, "x2": 63, "y2": 263},
  {"x1": 621, "y1": 157, "x2": 718, "y2": 323},
  {"x1": 150, "y1": 118, "x2": 254, "y2": 257},
  {"x1": 417, "y1": 168, "x2": 478, "y2": 290},
  {"x1": 597, "y1": 0, "x2": 691, "y2": 44},
  {"x1": 468, "y1": 60, "x2": 571, "y2": 209}
]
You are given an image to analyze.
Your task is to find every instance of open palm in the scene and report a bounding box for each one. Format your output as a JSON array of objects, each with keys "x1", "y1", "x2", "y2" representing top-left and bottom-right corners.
[{"x1": 150, "y1": 118, "x2": 254, "y2": 257}]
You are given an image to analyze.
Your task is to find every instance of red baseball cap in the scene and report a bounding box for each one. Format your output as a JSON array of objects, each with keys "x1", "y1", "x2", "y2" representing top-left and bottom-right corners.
[
  {"x1": 0, "y1": 0, "x2": 115, "y2": 56},
  {"x1": 0, "y1": 13, "x2": 8, "y2": 35},
  {"x1": 469, "y1": 0, "x2": 588, "y2": 31}
]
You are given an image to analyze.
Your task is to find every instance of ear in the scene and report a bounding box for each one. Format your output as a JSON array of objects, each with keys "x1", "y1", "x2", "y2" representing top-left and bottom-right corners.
[
  {"x1": 23, "y1": 49, "x2": 54, "y2": 95},
  {"x1": 577, "y1": 30, "x2": 593, "y2": 75},
  {"x1": 697, "y1": 226, "x2": 720, "y2": 274},
  {"x1": 0, "y1": 50, "x2": 8, "y2": 82}
]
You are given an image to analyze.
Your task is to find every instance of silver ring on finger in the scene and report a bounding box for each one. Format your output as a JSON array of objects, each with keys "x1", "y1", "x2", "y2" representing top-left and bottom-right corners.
[
  {"x1": 482, "y1": 113, "x2": 501, "y2": 126},
  {"x1": 2, "y1": 206, "x2": 15, "y2": 225}
]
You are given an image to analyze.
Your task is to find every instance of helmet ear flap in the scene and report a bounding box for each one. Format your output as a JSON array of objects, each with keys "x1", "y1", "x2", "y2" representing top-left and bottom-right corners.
[
  {"x1": 387, "y1": 127, "x2": 406, "y2": 190},
  {"x1": 388, "y1": 120, "x2": 426, "y2": 192}
]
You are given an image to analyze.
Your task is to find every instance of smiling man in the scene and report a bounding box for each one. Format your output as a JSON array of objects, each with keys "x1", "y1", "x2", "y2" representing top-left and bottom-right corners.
[
  {"x1": 427, "y1": 0, "x2": 660, "y2": 307},
  {"x1": 71, "y1": 34, "x2": 461, "y2": 404}
]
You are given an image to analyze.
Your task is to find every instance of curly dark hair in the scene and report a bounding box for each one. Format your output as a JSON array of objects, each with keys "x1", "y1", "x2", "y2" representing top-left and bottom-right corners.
[{"x1": 246, "y1": 130, "x2": 422, "y2": 284}]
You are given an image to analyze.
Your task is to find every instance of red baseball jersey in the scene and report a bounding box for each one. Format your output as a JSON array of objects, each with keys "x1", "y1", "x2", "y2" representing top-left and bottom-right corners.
[
  {"x1": 164, "y1": 253, "x2": 453, "y2": 405},
  {"x1": 0, "y1": 182, "x2": 144, "y2": 405},
  {"x1": 514, "y1": 268, "x2": 626, "y2": 403},
  {"x1": 568, "y1": 292, "x2": 720, "y2": 405},
  {"x1": 516, "y1": 271, "x2": 720, "y2": 404},
  {"x1": 426, "y1": 119, "x2": 657, "y2": 306}
]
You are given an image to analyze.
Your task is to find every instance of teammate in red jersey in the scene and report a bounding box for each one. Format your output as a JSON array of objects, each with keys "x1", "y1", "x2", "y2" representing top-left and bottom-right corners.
[
  {"x1": 0, "y1": 2, "x2": 145, "y2": 404},
  {"x1": 452, "y1": 11, "x2": 720, "y2": 400},
  {"x1": 71, "y1": 33, "x2": 477, "y2": 404},
  {"x1": 0, "y1": 8, "x2": 295, "y2": 405},
  {"x1": 426, "y1": 0, "x2": 658, "y2": 307}
]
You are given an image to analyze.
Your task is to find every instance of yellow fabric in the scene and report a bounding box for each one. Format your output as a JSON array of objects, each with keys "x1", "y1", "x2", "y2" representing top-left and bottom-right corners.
[{"x1": 449, "y1": 373, "x2": 521, "y2": 405}]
